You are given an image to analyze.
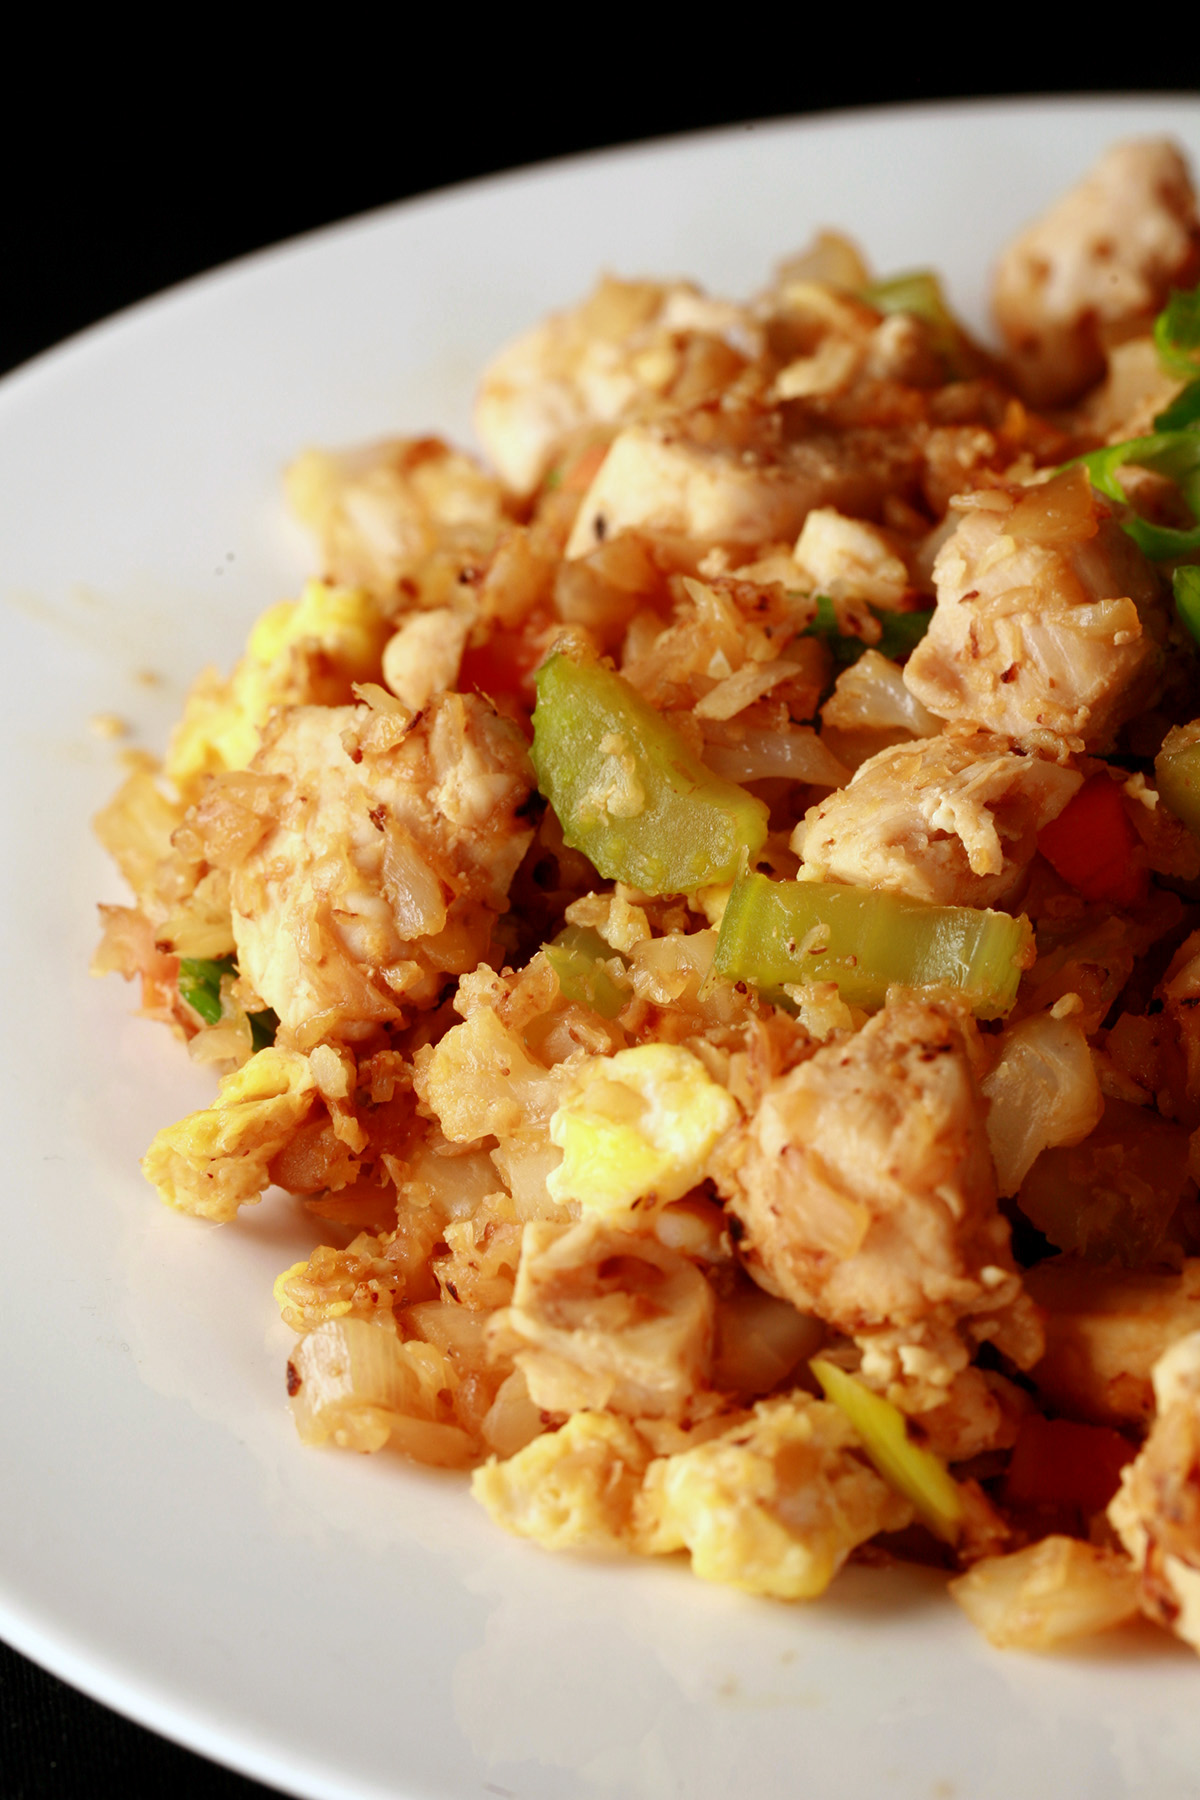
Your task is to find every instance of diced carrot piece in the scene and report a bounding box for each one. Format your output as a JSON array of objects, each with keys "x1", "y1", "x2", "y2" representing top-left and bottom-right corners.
[
  {"x1": 1003, "y1": 1413, "x2": 1134, "y2": 1514},
  {"x1": 1038, "y1": 775, "x2": 1147, "y2": 906}
]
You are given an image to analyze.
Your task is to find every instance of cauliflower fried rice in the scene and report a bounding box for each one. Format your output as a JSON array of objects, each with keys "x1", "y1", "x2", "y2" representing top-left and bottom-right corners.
[{"x1": 95, "y1": 139, "x2": 1200, "y2": 1655}]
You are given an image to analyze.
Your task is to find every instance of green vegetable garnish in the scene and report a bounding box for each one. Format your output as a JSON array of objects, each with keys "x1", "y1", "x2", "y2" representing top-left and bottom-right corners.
[
  {"x1": 713, "y1": 870, "x2": 1031, "y2": 1019},
  {"x1": 178, "y1": 953, "x2": 277, "y2": 1048},
  {"x1": 861, "y1": 269, "x2": 981, "y2": 379},
  {"x1": 811, "y1": 1358, "x2": 964, "y2": 1543},
  {"x1": 531, "y1": 652, "x2": 768, "y2": 895},
  {"x1": 1173, "y1": 565, "x2": 1200, "y2": 646},
  {"x1": 249, "y1": 1008, "x2": 280, "y2": 1052},
  {"x1": 801, "y1": 593, "x2": 932, "y2": 668},
  {"x1": 543, "y1": 925, "x2": 628, "y2": 1019},
  {"x1": 1154, "y1": 285, "x2": 1200, "y2": 380},
  {"x1": 1067, "y1": 283, "x2": 1200, "y2": 556},
  {"x1": 1153, "y1": 383, "x2": 1200, "y2": 432},
  {"x1": 178, "y1": 955, "x2": 233, "y2": 1025},
  {"x1": 1069, "y1": 428, "x2": 1200, "y2": 561}
]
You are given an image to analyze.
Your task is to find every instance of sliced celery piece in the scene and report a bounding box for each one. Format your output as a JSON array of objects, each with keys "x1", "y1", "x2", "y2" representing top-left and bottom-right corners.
[
  {"x1": 531, "y1": 653, "x2": 769, "y2": 895},
  {"x1": 812, "y1": 1357, "x2": 964, "y2": 1543},
  {"x1": 1156, "y1": 717, "x2": 1200, "y2": 837},
  {"x1": 543, "y1": 925, "x2": 628, "y2": 1020},
  {"x1": 713, "y1": 870, "x2": 1030, "y2": 1019}
]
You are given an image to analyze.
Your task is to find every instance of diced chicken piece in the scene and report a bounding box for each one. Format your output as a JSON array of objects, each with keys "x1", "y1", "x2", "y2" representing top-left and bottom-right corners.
[
  {"x1": 792, "y1": 730, "x2": 1081, "y2": 908},
  {"x1": 792, "y1": 507, "x2": 912, "y2": 608},
  {"x1": 474, "y1": 277, "x2": 761, "y2": 496},
  {"x1": 488, "y1": 1217, "x2": 715, "y2": 1420},
  {"x1": 993, "y1": 140, "x2": 1200, "y2": 406},
  {"x1": 635, "y1": 1395, "x2": 912, "y2": 1599},
  {"x1": 217, "y1": 693, "x2": 533, "y2": 1043},
  {"x1": 566, "y1": 423, "x2": 811, "y2": 560},
  {"x1": 1027, "y1": 1258, "x2": 1200, "y2": 1427},
  {"x1": 717, "y1": 995, "x2": 1042, "y2": 1413},
  {"x1": 565, "y1": 419, "x2": 923, "y2": 561},
  {"x1": 907, "y1": 1366, "x2": 1028, "y2": 1464},
  {"x1": 1109, "y1": 1332, "x2": 1200, "y2": 1653},
  {"x1": 286, "y1": 438, "x2": 507, "y2": 597},
  {"x1": 903, "y1": 470, "x2": 1167, "y2": 752},
  {"x1": 381, "y1": 607, "x2": 471, "y2": 711}
]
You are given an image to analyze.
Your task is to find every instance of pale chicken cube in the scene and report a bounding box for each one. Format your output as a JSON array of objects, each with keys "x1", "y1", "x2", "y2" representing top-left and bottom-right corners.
[
  {"x1": 903, "y1": 472, "x2": 1167, "y2": 752},
  {"x1": 488, "y1": 1217, "x2": 715, "y2": 1420},
  {"x1": 286, "y1": 437, "x2": 507, "y2": 597},
  {"x1": 792, "y1": 507, "x2": 912, "y2": 608},
  {"x1": 1027, "y1": 1258, "x2": 1200, "y2": 1428},
  {"x1": 716, "y1": 995, "x2": 1042, "y2": 1412},
  {"x1": 381, "y1": 607, "x2": 471, "y2": 711},
  {"x1": 1109, "y1": 1333, "x2": 1200, "y2": 1654},
  {"x1": 793, "y1": 730, "x2": 1081, "y2": 908},
  {"x1": 565, "y1": 423, "x2": 818, "y2": 560},
  {"x1": 993, "y1": 140, "x2": 1200, "y2": 406},
  {"x1": 566, "y1": 420, "x2": 918, "y2": 561},
  {"x1": 475, "y1": 277, "x2": 761, "y2": 496},
  {"x1": 222, "y1": 693, "x2": 533, "y2": 1043}
]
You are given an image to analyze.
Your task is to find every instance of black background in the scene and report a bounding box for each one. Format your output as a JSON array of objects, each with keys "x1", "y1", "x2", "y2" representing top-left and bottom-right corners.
[{"x1": 2, "y1": 41, "x2": 1194, "y2": 1800}]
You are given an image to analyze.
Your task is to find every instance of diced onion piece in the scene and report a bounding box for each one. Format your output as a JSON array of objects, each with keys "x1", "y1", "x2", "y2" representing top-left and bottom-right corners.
[
  {"x1": 287, "y1": 1317, "x2": 476, "y2": 1467},
  {"x1": 699, "y1": 724, "x2": 851, "y2": 787},
  {"x1": 811, "y1": 1357, "x2": 964, "y2": 1542},
  {"x1": 981, "y1": 1012, "x2": 1103, "y2": 1197},
  {"x1": 713, "y1": 1288, "x2": 825, "y2": 1398},
  {"x1": 949, "y1": 1537, "x2": 1139, "y2": 1649}
]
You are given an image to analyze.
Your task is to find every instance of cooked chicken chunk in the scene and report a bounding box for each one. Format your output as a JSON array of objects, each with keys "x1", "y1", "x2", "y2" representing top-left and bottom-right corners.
[
  {"x1": 566, "y1": 419, "x2": 922, "y2": 561},
  {"x1": 224, "y1": 693, "x2": 533, "y2": 1042},
  {"x1": 792, "y1": 507, "x2": 912, "y2": 608},
  {"x1": 903, "y1": 471, "x2": 1166, "y2": 752},
  {"x1": 488, "y1": 1217, "x2": 715, "y2": 1420},
  {"x1": 993, "y1": 140, "x2": 1200, "y2": 407},
  {"x1": 381, "y1": 607, "x2": 471, "y2": 711},
  {"x1": 1109, "y1": 1332, "x2": 1200, "y2": 1654},
  {"x1": 475, "y1": 277, "x2": 761, "y2": 496},
  {"x1": 286, "y1": 437, "x2": 507, "y2": 598},
  {"x1": 1028, "y1": 1259, "x2": 1200, "y2": 1427},
  {"x1": 792, "y1": 730, "x2": 1081, "y2": 907},
  {"x1": 717, "y1": 995, "x2": 1042, "y2": 1412}
]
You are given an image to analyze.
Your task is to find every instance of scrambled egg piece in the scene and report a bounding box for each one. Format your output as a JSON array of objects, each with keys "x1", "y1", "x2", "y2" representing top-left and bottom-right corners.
[
  {"x1": 547, "y1": 1043, "x2": 738, "y2": 1217},
  {"x1": 473, "y1": 1395, "x2": 911, "y2": 1599},
  {"x1": 472, "y1": 1411, "x2": 653, "y2": 1549},
  {"x1": 637, "y1": 1397, "x2": 913, "y2": 1599},
  {"x1": 142, "y1": 1046, "x2": 318, "y2": 1222},
  {"x1": 167, "y1": 581, "x2": 390, "y2": 799}
]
